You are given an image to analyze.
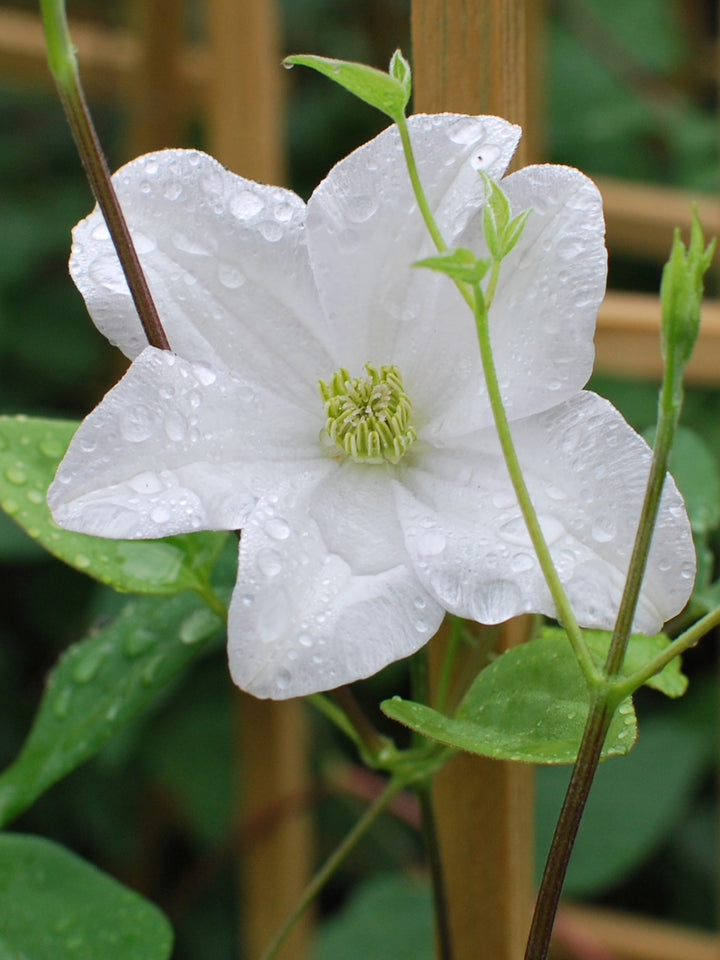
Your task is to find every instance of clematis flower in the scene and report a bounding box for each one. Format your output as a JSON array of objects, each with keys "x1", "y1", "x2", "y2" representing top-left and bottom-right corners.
[{"x1": 48, "y1": 114, "x2": 694, "y2": 699}]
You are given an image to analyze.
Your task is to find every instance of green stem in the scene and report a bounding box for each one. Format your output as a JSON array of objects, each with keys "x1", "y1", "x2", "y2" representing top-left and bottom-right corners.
[
  {"x1": 470, "y1": 284, "x2": 600, "y2": 686},
  {"x1": 259, "y1": 776, "x2": 406, "y2": 960},
  {"x1": 523, "y1": 688, "x2": 614, "y2": 960},
  {"x1": 396, "y1": 115, "x2": 447, "y2": 254},
  {"x1": 604, "y1": 372, "x2": 680, "y2": 678},
  {"x1": 40, "y1": 0, "x2": 170, "y2": 352},
  {"x1": 614, "y1": 603, "x2": 720, "y2": 700}
]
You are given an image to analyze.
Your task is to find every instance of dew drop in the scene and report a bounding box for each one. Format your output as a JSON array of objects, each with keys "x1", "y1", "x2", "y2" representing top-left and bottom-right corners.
[
  {"x1": 172, "y1": 232, "x2": 211, "y2": 256},
  {"x1": 163, "y1": 180, "x2": 183, "y2": 201},
  {"x1": 265, "y1": 517, "x2": 290, "y2": 541},
  {"x1": 39, "y1": 437, "x2": 64, "y2": 458},
  {"x1": 258, "y1": 220, "x2": 284, "y2": 242},
  {"x1": 448, "y1": 117, "x2": 485, "y2": 145},
  {"x1": 180, "y1": 608, "x2": 219, "y2": 644},
  {"x1": 123, "y1": 629, "x2": 156, "y2": 658},
  {"x1": 231, "y1": 191, "x2": 264, "y2": 220},
  {"x1": 347, "y1": 194, "x2": 378, "y2": 223},
  {"x1": 511, "y1": 552, "x2": 534, "y2": 573},
  {"x1": 591, "y1": 516, "x2": 616, "y2": 543},
  {"x1": 120, "y1": 404, "x2": 157, "y2": 443},
  {"x1": 276, "y1": 668, "x2": 292, "y2": 691},
  {"x1": 53, "y1": 686, "x2": 72, "y2": 719},
  {"x1": 217, "y1": 263, "x2": 246, "y2": 288},
  {"x1": 416, "y1": 529, "x2": 446, "y2": 557},
  {"x1": 129, "y1": 471, "x2": 164, "y2": 494},
  {"x1": 72, "y1": 645, "x2": 108, "y2": 683},
  {"x1": 74, "y1": 553, "x2": 91, "y2": 569},
  {"x1": 257, "y1": 548, "x2": 283, "y2": 578},
  {"x1": 141, "y1": 654, "x2": 165, "y2": 685},
  {"x1": 193, "y1": 363, "x2": 217, "y2": 386},
  {"x1": 4, "y1": 465, "x2": 26, "y2": 485},
  {"x1": 298, "y1": 632, "x2": 313, "y2": 647},
  {"x1": 164, "y1": 411, "x2": 187, "y2": 442},
  {"x1": 150, "y1": 505, "x2": 171, "y2": 524}
]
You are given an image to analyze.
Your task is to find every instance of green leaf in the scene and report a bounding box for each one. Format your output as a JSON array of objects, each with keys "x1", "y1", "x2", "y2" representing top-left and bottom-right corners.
[
  {"x1": 0, "y1": 834, "x2": 172, "y2": 960},
  {"x1": 500, "y1": 209, "x2": 532, "y2": 258},
  {"x1": 0, "y1": 415, "x2": 227, "y2": 593},
  {"x1": 542, "y1": 625, "x2": 688, "y2": 698},
  {"x1": 382, "y1": 635, "x2": 637, "y2": 763},
  {"x1": 313, "y1": 874, "x2": 432, "y2": 960},
  {"x1": 0, "y1": 591, "x2": 224, "y2": 826},
  {"x1": 284, "y1": 52, "x2": 410, "y2": 121},
  {"x1": 414, "y1": 247, "x2": 491, "y2": 284}
]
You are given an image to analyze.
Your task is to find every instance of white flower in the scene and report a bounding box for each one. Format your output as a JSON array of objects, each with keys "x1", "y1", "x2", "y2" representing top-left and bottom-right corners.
[{"x1": 48, "y1": 115, "x2": 695, "y2": 699}]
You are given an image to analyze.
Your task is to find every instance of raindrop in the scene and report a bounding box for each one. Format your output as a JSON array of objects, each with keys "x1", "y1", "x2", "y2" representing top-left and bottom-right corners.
[
  {"x1": 4, "y1": 464, "x2": 26, "y2": 485},
  {"x1": 231, "y1": 191, "x2": 264, "y2": 220},
  {"x1": 511, "y1": 552, "x2": 534, "y2": 573},
  {"x1": 258, "y1": 220, "x2": 284, "y2": 242},
  {"x1": 163, "y1": 180, "x2": 183, "y2": 201},
  {"x1": 276, "y1": 669, "x2": 292, "y2": 691},
  {"x1": 257, "y1": 548, "x2": 283, "y2": 578},
  {"x1": 591, "y1": 516, "x2": 616, "y2": 543},
  {"x1": 129, "y1": 472, "x2": 164, "y2": 494},
  {"x1": 172, "y1": 232, "x2": 211, "y2": 256},
  {"x1": 416, "y1": 529, "x2": 446, "y2": 557},
  {"x1": 123, "y1": 629, "x2": 156, "y2": 658},
  {"x1": 347, "y1": 194, "x2": 378, "y2": 223},
  {"x1": 120, "y1": 404, "x2": 157, "y2": 443},
  {"x1": 150, "y1": 505, "x2": 171, "y2": 524},
  {"x1": 448, "y1": 117, "x2": 485, "y2": 145},
  {"x1": 74, "y1": 554, "x2": 91, "y2": 569},
  {"x1": 53, "y1": 686, "x2": 72, "y2": 719},
  {"x1": 164, "y1": 411, "x2": 187, "y2": 442},
  {"x1": 180, "y1": 608, "x2": 218, "y2": 644},
  {"x1": 217, "y1": 263, "x2": 246, "y2": 288},
  {"x1": 680, "y1": 561, "x2": 695, "y2": 580},
  {"x1": 141, "y1": 654, "x2": 165, "y2": 686},
  {"x1": 265, "y1": 517, "x2": 290, "y2": 541},
  {"x1": 298, "y1": 632, "x2": 313, "y2": 647},
  {"x1": 40, "y1": 437, "x2": 65, "y2": 458},
  {"x1": 193, "y1": 363, "x2": 217, "y2": 386},
  {"x1": 72, "y1": 645, "x2": 108, "y2": 684}
]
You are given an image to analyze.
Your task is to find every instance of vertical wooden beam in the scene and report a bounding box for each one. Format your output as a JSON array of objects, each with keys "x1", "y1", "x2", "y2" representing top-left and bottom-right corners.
[
  {"x1": 206, "y1": 0, "x2": 284, "y2": 184},
  {"x1": 411, "y1": 2, "x2": 541, "y2": 958},
  {"x1": 127, "y1": 0, "x2": 187, "y2": 155},
  {"x1": 204, "y1": 3, "x2": 309, "y2": 959}
]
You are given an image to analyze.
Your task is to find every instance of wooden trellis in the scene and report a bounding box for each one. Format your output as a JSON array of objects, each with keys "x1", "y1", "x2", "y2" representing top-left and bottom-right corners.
[{"x1": 0, "y1": 2, "x2": 717, "y2": 959}]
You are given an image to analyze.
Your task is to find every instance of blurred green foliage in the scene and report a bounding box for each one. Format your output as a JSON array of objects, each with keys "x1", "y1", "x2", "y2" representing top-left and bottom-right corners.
[{"x1": 0, "y1": 0, "x2": 717, "y2": 957}]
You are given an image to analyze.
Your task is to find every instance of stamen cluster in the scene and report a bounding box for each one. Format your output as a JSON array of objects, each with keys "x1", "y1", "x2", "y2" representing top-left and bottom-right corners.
[{"x1": 319, "y1": 363, "x2": 416, "y2": 464}]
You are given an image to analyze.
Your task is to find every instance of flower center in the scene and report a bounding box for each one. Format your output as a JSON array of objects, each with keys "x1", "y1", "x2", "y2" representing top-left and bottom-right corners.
[{"x1": 319, "y1": 363, "x2": 416, "y2": 464}]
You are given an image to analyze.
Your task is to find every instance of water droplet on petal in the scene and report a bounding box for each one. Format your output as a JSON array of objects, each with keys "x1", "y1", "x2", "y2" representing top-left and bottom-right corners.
[
  {"x1": 217, "y1": 263, "x2": 246, "y2": 288},
  {"x1": 511, "y1": 552, "x2": 534, "y2": 573},
  {"x1": 591, "y1": 516, "x2": 616, "y2": 543},
  {"x1": 257, "y1": 548, "x2": 283, "y2": 578},
  {"x1": 448, "y1": 117, "x2": 486, "y2": 144},
  {"x1": 231, "y1": 191, "x2": 264, "y2": 220},
  {"x1": 164, "y1": 411, "x2": 187, "y2": 442},
  {"x1": 416, "y1": 529, "x2": 446, "y2": 557},
  {"x1": 276, "y1": 669, "x2": 292, "y2": 691},
  {"x1": 193, "y1": 363, "x2": 217, "y2": 386},
  {"x1": 298, "y1": 632, "x2": 313, "y2": 648},
  {"x1": 129, "y1": 472, "x2": 164, "y2": 494},
  {"x1": 265, "y1": 517, "x2": 290, "y2": 541},
  {"x1": 120, "y1": 404, "x2": 157, "y2": 442}
]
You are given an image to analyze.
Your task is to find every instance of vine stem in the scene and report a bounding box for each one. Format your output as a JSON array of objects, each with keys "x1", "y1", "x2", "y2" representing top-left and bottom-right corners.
[
  {"x1": 258, "y1": 776, "x2": 406, "y2": 960},
  {"x1": 40, "y1": 0, "x2": 170, "y2": 351}
]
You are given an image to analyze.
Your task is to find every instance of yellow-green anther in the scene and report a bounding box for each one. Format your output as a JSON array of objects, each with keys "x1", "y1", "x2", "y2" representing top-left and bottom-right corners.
[{"x1": 319, "y1": 364, "x2": 416, "y2": 464}]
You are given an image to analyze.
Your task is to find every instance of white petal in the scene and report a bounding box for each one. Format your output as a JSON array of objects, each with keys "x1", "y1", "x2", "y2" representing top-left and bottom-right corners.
[
  {"x1": 397, "y1": 393, "x2": 694, "y2": 634},
  {"x1": 306, "y1": 114, "x2": 520, "y2": 371},
  {"x1": 71, "y1": 149, "x2": 333, "y2": 406},
  {"x1": 228, "y1": 470, "x2": 444, "y2": 698},
  {"x1": 452, "y1": 164, "x2": 607, "y2": 425},
  {"x1": 48, "y1": 347, "x2": 321, "y2": 538}
]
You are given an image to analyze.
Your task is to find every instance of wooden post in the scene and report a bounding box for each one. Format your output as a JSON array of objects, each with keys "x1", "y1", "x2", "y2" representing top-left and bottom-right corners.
[
  {"x1": 204, "y1": 3, "x2": 311, "y2": 959},
  {"x1": 411, "y1": 2, "x2": 540, "y2": 958},
  {"x1": 127, "y1": 0, "x2": 187, "y2": 155}
]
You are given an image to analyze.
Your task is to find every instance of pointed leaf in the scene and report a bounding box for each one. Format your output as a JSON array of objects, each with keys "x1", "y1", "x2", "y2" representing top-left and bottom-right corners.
[
  {"x1": 0, "y1": 591, "x2": 223, "y2": 826},
  {"x1": 284, "y1": 53, "x2": 410, "y2": 120},
  {"x1": 541, "y1": 625, "x2": 688, "y2": 698},
  {"x1": 499, "y1": 209, "x2": 532, "y2": 258},
  {"x1": 382, "y1": 635, "x2": 637, "y2": 763},
  {"x1": 0, "y1": 415, "x2": 226, "y2": 593},
  {"x1": 415, "y1": 247, "x2": 490, "y2": 284},
  {"x1": 0, "y1": 834, "x2": 172, "y2": 960}
]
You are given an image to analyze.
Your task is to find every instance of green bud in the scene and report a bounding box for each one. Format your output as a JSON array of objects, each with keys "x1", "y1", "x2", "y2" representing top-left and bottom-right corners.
[
  {"x1": 480, "y1": 172, "x2": 532, "y2": 260},
  {"x1": 283, "y1": 50, "x2": 411, "y2": 122},
  {"x1": 660, "y1": 207, "x2": 715, "y2": 370}
]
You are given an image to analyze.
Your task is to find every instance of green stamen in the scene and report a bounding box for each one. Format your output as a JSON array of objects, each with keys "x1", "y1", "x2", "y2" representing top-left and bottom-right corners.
[{"x1": 319, "y1": 363, "x2": 416, "y2": 464}]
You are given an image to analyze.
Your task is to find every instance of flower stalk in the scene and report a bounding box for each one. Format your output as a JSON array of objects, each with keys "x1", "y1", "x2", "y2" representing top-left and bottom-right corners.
[{"x1": 40, "y1": 0, "x2": 170, "y2": 352}]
